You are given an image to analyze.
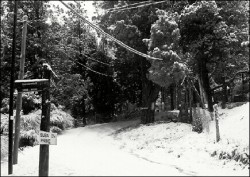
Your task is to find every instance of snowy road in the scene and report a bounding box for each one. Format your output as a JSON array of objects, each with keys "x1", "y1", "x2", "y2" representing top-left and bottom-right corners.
[
  {"x1": 1, "y1": 120, "x2": 183, "y2": 176},
  {"x1": 1, "y1": 119, "x2": 248, "y2": 176}
]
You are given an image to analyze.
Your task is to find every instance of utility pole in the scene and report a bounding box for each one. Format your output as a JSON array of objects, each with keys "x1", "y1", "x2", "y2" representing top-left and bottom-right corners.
[
  {"x1": 8, "y1": 0, "x2": 17, "y2": 174},
  {"x1": 13, "y1": 15, "x2": 28, "y2": 165},
  {"x1": 39, "y1": 65, "x2": 51, "y2": 176}
]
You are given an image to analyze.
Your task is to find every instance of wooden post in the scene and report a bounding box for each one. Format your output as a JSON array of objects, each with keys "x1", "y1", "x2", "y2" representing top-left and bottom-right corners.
[
  {"x1": 39, "y1": 66, "x2": 51, "y2": 176},
  {"x1": 213, "y1": 104, "x2": 220, "y2": 142},
  {"x1": 13, "y1": 15, "x2": 28, "y2": 165}
]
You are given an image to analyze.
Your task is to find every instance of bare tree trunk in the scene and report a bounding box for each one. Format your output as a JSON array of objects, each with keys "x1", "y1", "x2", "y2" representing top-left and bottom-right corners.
[
  {"x1": 198, "y1": 76, "x2": 207, "y2": 106},
  {"x1": 189, "y1": 81, "x2": 193, "y2": 123},
  {"x1": 141, "y1": 80, "x2": 160, "y2": 124},
  {"x1": 221, "y1": 76, "x2": 227, "y2": 109},
  {"x1": 170, "y1": 84, "x2": 174, "y2": 110},
  {"x1": 198, "y1": 55, "x2": 214, "y2": 113},
  {"x1": 175, "y1": 84, "x2": 178, "y2": 110},
  {"x1": 190, "y1": 80, "x2": 205, "y2": 108},
  {"x1": 177, "y1": 83, "x2": 182, "y2": 122},
  {"x1": 184, "y1": 80, "x2": 189, "y2": 122}
]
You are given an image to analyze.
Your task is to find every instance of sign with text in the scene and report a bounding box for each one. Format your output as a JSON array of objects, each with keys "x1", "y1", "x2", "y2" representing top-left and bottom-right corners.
[
  {"x1": 39, "y1": 131, "x2": 57, "y2": 145},
  {"x1": 15, "y1": 79, "x2": 49, "y2": 92}
]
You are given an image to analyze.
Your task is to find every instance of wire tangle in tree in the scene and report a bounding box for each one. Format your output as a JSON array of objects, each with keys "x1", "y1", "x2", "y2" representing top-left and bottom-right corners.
[{"x1": 59, "y1": 0, "x2": 162, "y2": 61}]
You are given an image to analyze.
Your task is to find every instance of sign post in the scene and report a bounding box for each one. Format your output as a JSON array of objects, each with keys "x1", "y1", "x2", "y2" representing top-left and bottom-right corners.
[
  {"x1": 15, "y1": 65, "x2": 54, "y2": 176},
  {"x1": 39, "y1": 66, "x2": 51, "y2": 176},
  {"x1": 14, "y1": 64, "x2": 54, "y2": 176}
]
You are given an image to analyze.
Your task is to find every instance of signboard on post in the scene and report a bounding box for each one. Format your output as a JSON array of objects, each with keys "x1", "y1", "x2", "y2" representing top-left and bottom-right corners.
[
  {"x1": 38, "y1": 131, "x2": 57, "y2": 145},
  {"x1": 14, "y1": 79, "x2": 49, "y2": 92}
]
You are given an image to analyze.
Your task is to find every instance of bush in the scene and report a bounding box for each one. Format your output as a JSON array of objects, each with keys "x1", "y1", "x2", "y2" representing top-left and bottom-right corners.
[
  {"x1": 22, "y1": 92, "x2": 41, "y2": 115},
  {"x1": 20, "y1": 110, "x2": 41, "y2": 146},
  {"x1": 1, "y1": 135, "x2": 8, "y2": 161},
  {"x1": 17, "y1": 105, "x2": 74, "y2": 147},
  {"x1": 50, "y1": 107, "x2": 74, "y2": 130},
  {"x1": 1, "y1": 98, "x2": 9, "y2": 114},
  {"x1": 1, "y1": 104, "x2": 74, "y2": 147},
  {"x1": 191, "y1": 108, "x2": 203, "y2": 133},
  {"x1": 0, "y1": 114, "x2": 9, "y2": 135},
  {"x1": 50, "y1": 126, "x2": 62, "y2": 134}
]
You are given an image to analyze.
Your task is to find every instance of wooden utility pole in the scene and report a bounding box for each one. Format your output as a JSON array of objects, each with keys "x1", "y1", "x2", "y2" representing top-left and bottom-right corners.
[
  {"x1": 13, "y1": 15, "x2": 28, "y2": 165},
  {"x1": 8, "y1": 0, "x2": 17, "y2": 174},
  {"x1": 39, "y1": 65, "x2": 51, "y2": 176}
]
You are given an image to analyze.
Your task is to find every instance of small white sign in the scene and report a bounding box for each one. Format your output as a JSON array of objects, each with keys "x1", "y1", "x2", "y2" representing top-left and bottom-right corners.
[{"x1": 39, "y1": 131, "x2": 57, "y2": 145}]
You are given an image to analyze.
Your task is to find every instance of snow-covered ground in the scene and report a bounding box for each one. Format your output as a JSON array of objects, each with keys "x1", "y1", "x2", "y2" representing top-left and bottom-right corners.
[
  {"x1": 113, "y1": 102, "x2": 249, "y2": 176},
  {"x1": 1, "y1": 103, "x2": 249, "y2": 176}
]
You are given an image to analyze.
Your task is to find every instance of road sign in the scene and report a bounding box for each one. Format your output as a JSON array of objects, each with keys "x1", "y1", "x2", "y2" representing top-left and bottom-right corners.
[
  {"x1": 14, "y1": 79, "x2": 49, "y2": 92},
  {"x1": 38, "y1": 131, "x2": 57, "y2": 145}
]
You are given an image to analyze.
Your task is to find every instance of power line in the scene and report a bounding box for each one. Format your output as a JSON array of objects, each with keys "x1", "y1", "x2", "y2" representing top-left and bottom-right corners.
[
  {"x1": 108, "y1": 0, "x2": 169, "y2": 13},
  {"x1": 57, "y1": 48, "x2": 112, "y2": 77},
  {"x1": 59, "y1": 0, "x2": 162, "y2": 61},
  {"x1": 75, "y1": 59, "x2": 112, "y2": 77},
  {"x1": 105, "y1": 1, "x2": 152, "y2": 12},
  {"x1": 81, "y1": 52, "x2": 111, "y2": 67},
  {"x1": 56, "y1": 44, "x2": 112, "y2": 66}
]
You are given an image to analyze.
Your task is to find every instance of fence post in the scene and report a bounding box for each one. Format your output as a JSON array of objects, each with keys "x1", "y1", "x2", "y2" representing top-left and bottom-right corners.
[{"x1": 213, "y1": 104, "x2": 220, "y2": 142}]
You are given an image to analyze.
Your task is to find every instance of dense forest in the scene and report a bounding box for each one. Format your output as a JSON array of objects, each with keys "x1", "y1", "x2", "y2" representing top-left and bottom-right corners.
[{"x1": 1, "y1": 0, "x2": 249, "y2": 129}]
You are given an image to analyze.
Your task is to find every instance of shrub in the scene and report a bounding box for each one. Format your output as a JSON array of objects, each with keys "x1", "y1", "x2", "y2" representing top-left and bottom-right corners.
[
  {"x1": 1, "y1": 104, "x2": 74, "y2": 147},
  {"x1": 50, "y1": 108, "x2": 74, "y2": 130},
  {"x1": 20, "y1": 110, "x2": 41, "y2": 146},
  {"x1": 50, "y1": 126, "x2": 62, "y2": 134},
  {"x1": 19, "y1": 106, "x2": 74, "y2": 147},
  {"x1": 1, "y1": 135, "x2": 8, "y2": 161},
  {"x1": 22, "y1": 92, "x2": 41, "y2": 115},
  {"x1": 0, "y1": 114, "x2": 9, "y2": 135},
  {"x1": 1, "y1": 98, "x2": 9, "y2": 114}
]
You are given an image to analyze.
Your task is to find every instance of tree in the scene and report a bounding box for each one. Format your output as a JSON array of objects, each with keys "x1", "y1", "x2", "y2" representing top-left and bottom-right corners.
[
  {"x1": 1, "y1": 0, "x2": 50, "y2": 107},
  {"x1": 179, "y1": 1, "x2": 230, "y2": 113},
  {"x1": 211, "y1": 1, "x2": 249, "y2": 107},
  {"x1": 95, "y1": 0, "x2": 178, "y2": 124},
  {"x1": 143, "y1": 9, "x2": 187, "y2": 89}
]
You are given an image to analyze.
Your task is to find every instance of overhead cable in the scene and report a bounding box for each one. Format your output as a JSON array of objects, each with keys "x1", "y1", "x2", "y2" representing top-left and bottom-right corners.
[
  {"x1": 109, "y1": 0, "x2": 169, "y2": 12},
  {"x1": 75, "y1": 59, "x2": 112, "y2": 77},
  {"x1": 81, "y1": 52, "x2": 111, "y2": 66},
  {"x1": 59, "y1": 0, "x2": 162, "y2": 61},
  {"x1": 105, "y1": 1, "x2": 152, "y2": 12},
  {"x1": 57, "y1": 48, "x2": 112, "y2": 77},
  {"x1": 56, "y1": 44, "x2": 111, "y2": 66}
]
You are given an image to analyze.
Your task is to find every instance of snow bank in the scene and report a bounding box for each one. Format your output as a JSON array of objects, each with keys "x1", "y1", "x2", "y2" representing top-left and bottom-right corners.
[
  {"x1": 113, "y1": 102, "x2": 249, "y2": 176},
  {"x1": 218, "y1": 102, "x2": 249, "y2": 145}
]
